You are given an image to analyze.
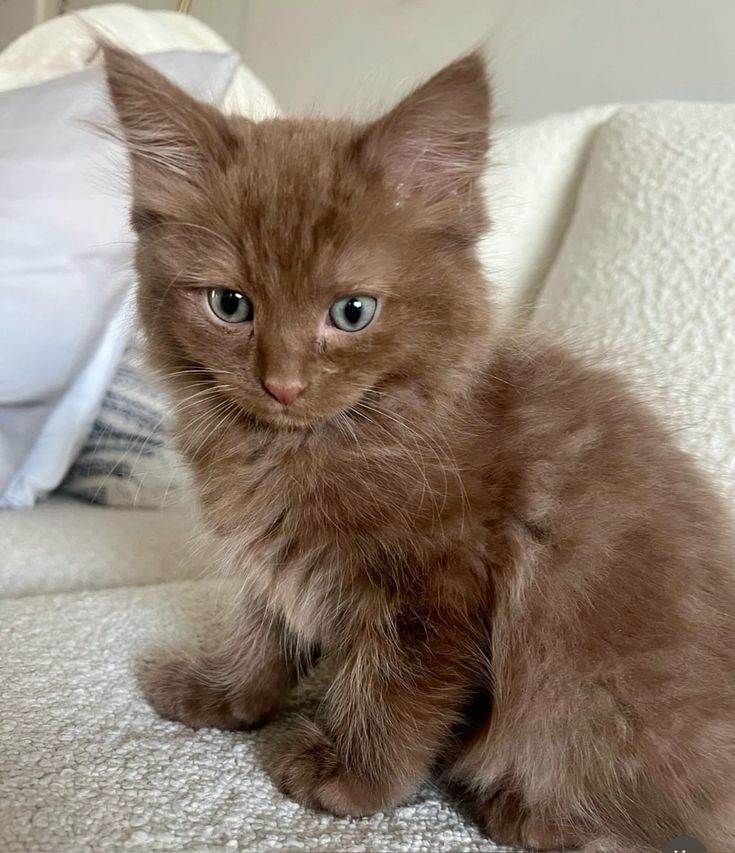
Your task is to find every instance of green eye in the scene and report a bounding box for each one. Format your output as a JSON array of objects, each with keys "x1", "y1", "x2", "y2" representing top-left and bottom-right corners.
[
  {"x1": 207, "y1": 288, "x2": 253, "y2": 324},
  {"x1": 329, "y1": 296, "x2": 378, "y2": 332}
]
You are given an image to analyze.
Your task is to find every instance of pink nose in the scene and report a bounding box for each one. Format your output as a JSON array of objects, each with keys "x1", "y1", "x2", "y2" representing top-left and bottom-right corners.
[{"x1": 262, "y1": 379, "x2": 306, "y2": 407}]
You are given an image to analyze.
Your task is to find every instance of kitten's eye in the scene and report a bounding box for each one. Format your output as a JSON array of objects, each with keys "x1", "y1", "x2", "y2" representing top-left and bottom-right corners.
[
  {"x1": 329, "y1": 296, "x2": 378, "y2": 332},
  {"x1": 207, "y1": 288, "x2": 253, "y2": 324}
]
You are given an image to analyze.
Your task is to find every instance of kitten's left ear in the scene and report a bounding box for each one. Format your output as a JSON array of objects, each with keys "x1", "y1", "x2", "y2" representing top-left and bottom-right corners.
[
  {"x1": 362, "y1": 51, "x2": 491, "y2": 204},
  {"x1": 102, "y1": 43, "x2": 238, "y2": 227}
]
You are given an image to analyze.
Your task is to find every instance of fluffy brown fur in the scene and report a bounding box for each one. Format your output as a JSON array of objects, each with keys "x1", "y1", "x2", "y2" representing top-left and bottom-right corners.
[{"x1": 104, "y1": 45, "x2": 735, "y2": 852}]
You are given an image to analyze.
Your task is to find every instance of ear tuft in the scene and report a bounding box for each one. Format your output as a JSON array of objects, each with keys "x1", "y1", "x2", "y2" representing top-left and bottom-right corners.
[
  {"x1": 101, "y1": 43, "x2": 237, "y2": 223},
  {"x1": 363, "y1": 51, "x2": 491, "y2": 203}
]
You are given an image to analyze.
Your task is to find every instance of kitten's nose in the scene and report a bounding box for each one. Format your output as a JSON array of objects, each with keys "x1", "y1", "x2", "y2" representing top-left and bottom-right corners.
[{"x1": 262, "y1": 379, "x2": 306, "y2": 407}]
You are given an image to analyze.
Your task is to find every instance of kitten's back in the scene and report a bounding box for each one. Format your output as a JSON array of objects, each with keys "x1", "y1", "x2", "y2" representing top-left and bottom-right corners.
[{"x1": 460, "y1": 336, "x2": 735, "y2": 851}]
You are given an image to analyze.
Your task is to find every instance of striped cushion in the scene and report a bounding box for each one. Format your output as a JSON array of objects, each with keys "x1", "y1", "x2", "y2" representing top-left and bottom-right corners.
[{"x1": 58, "y1": 334, "x2": 186, "y2": 507}]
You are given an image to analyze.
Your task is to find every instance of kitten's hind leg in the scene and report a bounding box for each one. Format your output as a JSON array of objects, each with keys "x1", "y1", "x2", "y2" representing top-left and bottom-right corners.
[
  {"x1": 473, "y1": 784, "x2": 587, "y2": 851},
  {"x1": 141, "y1": 595, "x2": 299, "y2": 731}
]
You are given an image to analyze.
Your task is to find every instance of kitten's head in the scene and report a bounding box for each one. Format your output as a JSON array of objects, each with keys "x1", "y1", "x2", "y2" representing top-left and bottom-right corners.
[{"x1": 104, "y1": 46, "x2": 494, "y2": 430}]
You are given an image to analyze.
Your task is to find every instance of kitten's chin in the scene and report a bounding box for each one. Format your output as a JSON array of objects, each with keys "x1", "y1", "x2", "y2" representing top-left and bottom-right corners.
[{"x1": 253, "y1": 409, "x2": 317, "y2": 431}]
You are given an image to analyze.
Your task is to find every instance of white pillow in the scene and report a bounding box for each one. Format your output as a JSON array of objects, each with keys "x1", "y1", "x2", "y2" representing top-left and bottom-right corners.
[
  {"x1": 533, "y1": 103, "x2": 735, "y2": 502},
  {"x1": 0, "y1": 6, "x2": 278, "y2": 509},
  {"x1": 0, "y1": 49, "x2": 267, "y2": 508}
]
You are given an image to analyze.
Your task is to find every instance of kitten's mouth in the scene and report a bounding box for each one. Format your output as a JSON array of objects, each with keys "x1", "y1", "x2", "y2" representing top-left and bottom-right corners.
[
  {"x1": 250, "y1": 400, "x2": 321, "y2": 431},
  {"x1": 251, "y1": 388, "x2": 376, "y2": 432}
]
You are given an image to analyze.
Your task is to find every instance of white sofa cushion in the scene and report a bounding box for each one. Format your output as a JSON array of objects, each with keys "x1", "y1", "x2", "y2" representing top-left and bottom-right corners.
[
  {"x1": 533, "y1": 102, "x2": 735, "y2": 503},
  {"x1": 0, "y1": 581, "x2": 504, "y2": 853},
  {"x1": 0, "y1": 496, "x2": 200, "y2": 598},
  {"x1": 479, "y1": 105, "x2": 615, "y2": 312}
]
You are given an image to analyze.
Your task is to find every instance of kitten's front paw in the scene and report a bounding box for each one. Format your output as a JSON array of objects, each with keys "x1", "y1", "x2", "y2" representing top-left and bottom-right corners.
[
  {"x1": 269, "y1": 717, "x2": 396, "y2": 817},
  {"x1": 141, "y1": 656, "x2": 272, "y2": 731}
]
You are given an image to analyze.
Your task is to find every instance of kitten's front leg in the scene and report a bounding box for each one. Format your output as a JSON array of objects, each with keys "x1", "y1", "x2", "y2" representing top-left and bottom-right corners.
[
  {"x1": 270, "y1": 613, "x2": 473, "y2": 816},
  {"x1": 142, "y1": 596, "x2": 296, "y2": 731}
]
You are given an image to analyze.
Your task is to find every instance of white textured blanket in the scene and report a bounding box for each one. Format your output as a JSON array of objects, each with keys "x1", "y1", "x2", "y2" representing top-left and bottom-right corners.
[{"x1": 0, "y1": 578, "x2": 509, "y2": 853}]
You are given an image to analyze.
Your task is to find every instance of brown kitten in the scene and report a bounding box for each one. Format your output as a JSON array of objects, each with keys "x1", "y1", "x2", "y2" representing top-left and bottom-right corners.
[{"x1": 104, "y1": 45, "x2": 735, "y2": 852}]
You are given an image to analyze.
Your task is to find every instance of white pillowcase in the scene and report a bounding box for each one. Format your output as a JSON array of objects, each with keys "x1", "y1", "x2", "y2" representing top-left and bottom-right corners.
[
  {"x1": 533, "y1": 103, "x2": 735, "y2": 502},
  {"x1": 0, "y1": 49, "x2": 259, "y2": 508},
  {"x1": 0, "y1": 5, "x2": 278, "y2": 509}
]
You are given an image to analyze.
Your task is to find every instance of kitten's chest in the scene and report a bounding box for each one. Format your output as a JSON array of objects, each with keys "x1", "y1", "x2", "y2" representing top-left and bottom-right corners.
[
  {"x1": 243, "y1": 525, "x2": 334, "y2": 645},
  {"x1": 195, "y1": 430, "x2": 462, "y2": 642},
  {"x1": 199, "y1": 450, "x2": 348, "y2": 645}
]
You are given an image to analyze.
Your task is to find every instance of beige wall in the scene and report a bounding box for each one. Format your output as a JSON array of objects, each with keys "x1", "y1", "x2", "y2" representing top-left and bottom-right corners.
[
  {"x1": 60, "y1": 0, "x2": 247, "y2": 32},
  {"x1": 0, "y1": 0, "x2": 46, "y2": 50},
  {"x1": 6, "y1": 1, "x2": 735, "y2": 123},
  {"x1": 238, "y1": 0, "x2": 735, "y2": 121}
]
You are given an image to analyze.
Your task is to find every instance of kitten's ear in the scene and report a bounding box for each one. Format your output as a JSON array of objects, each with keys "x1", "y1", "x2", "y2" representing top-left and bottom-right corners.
[
  {"x1": 362, "y1": 52, "x2": 491, "y2": 203},
  {"x1": 102, "y1": 44, "x2": 237, "y2": 227}
]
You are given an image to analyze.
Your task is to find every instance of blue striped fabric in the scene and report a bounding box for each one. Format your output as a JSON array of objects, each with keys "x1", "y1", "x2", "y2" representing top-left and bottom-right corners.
[{"x1": 58, "y1": 333, "x2": 185, "y2": 507}]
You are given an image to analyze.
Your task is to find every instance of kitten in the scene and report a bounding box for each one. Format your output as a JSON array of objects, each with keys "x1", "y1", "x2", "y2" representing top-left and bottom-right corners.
[{"x1": 104, "y1": 45, "x2": 735, "y2": 852}]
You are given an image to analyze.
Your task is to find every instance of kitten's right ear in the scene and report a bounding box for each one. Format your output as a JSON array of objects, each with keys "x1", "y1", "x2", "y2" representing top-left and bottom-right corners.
[
  {"x1": 361, "y1": 51, "x2": 491, "y2": 206},
  {"x1": 102, "y1": 43, "x2": 237, "y2": 228}
]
